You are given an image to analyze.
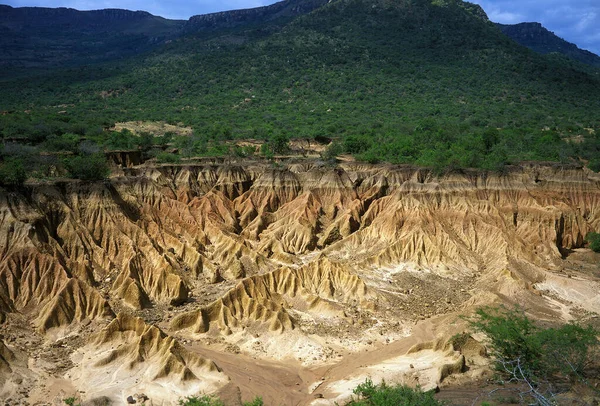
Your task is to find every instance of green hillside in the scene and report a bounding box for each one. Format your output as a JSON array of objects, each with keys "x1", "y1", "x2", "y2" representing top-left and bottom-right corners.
[{"x1": 1, "y1": 0, "x2": 600, "y2": 180}]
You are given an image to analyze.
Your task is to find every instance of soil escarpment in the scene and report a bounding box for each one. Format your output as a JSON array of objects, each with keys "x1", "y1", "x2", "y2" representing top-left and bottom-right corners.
[
  {"x1": 171, "y1": 257, "x2": 373, "y2": 335},
  {"x1": 0, "y1": 161, "x2": 599, "y2": 404},
  {"x1": 67, "y1": 313, "x2": 228, "y2": 403}
]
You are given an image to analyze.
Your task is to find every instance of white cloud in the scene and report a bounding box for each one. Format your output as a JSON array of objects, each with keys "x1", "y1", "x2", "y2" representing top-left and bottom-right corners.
[{"x1": 487, "y1": 9, "x2": 524, "y2": 24}]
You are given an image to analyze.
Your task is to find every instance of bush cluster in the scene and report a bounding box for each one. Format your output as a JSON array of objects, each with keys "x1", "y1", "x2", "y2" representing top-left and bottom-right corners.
[
  {"x1": 0, "y1": 157, "x2": 27, "y2": 186},
  {"x1": 347, "y1": 379, "x2": 444, "y2": 406},
  {"x1": 63, "y1": 153, "x2": 110, "y2": 181},
  {"x1": 585, "y1": 232, "x2": 600, "y2": 252},
  {"x1": 468, "y1": 306, "x2": 600, "y2": 404}
]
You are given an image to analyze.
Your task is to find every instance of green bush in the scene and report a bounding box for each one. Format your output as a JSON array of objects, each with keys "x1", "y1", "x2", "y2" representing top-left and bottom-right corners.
[
  {"x1": 63, "y1": 153, "x2": 110, "y2": 181},
  {"x1": 63, "y1": 398, "x2": 81, "y2": 406},
  {"x1": 468, "y1": 306, "x2": 600, "y2": 404},
  {"x1": 588, "y1": 158, "x2": 600, "y2": 173},
  {"x1": 260, "y1": 143, "x2": 274, "y2": 160},
  {"x1": 344, "y1": 136, "x2": 372, "y2": 154},
  {"x1": 43, "y1": 133, "x2": 81, "y2": 153},
  {"x1": 156, "y1": 152, "x2": 181, "y2": 164},
  {"x1": 346, "y1": 379, "x2": 444, "y2": 406},
  {"x1": 178, "y1": 395, "x2": 223, "y2": 406},
  {"x1": 268, "y1": 133, "x2": 290, "y2": 155},
  {"x1": 242, "y1": 397, "x2": 264, "y2": 406},
  {"x1": 585, "y1": 232, "x2": 600, "y2": 252},
  {"x1": 105, "y1": 129, "x2": 138, "y2": 150},
  {"x1": 138, "y1": 132, "x2": 154, "y2": 152},
  {"x1": 0, "y1": 157, "x2": 27, "y2": 186},
  {"x1": 322, "y1": 141, "x2": 344, "y2": 162}
]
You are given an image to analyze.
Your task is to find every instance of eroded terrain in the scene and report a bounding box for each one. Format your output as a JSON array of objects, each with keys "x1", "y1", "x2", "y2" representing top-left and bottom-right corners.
[{"x1": 1, "y1": 158, "x2": 599, "y2": 405}]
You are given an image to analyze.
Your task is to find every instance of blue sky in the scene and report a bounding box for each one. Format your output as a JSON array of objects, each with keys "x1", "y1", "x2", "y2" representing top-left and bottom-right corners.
[{"x1": 3, "y1": 0, "x2": 599, "y2": 55}]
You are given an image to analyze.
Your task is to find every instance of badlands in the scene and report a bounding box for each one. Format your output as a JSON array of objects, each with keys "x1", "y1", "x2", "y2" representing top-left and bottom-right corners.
[{"x1": 0, "y1": 156, "x2": 599, "y2": 405}]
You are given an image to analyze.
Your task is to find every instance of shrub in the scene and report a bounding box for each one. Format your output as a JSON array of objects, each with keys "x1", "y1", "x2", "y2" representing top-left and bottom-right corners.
[
  {"x1": 138, "y1": 132, "x2": 154, "y2": 152},
  {"x1": 585, "y1": 232, "x2": 600, "y2": 252},
  {"x1": 156, "y1": 152, "x2": 181, "y2": 164},
  {"x1": 344, "y1": 136, "x2": 371, "y2": 154},
  {"x1": 63, "y1": 153, "x2": 110, "y2": 181},
  {"x1": 106, "y1": 129, "x2": 138, "y2": 150},
  {"x1": 321, "y1": 141, "x2": 343, "y2": 162},
  {"x1": 588, "y1": 158, "x2": 600, "y2": 173},
  {"x1": 346, "y1": 379, "x2": 444, "y2": 406},
  {"x1": 43, "y1": 133, "x2": 80, "y2": 153},
  {"x1": 468, "y1": 306, "x2": 600, "y2": 404},
  {"x1": 260, "y1": 143, "x2": 274, "y2": 160},
  {"x1": 242, "y1": 397, "x2": 264, "y2": 406},
  {"x1": 0, "y1": 157, "x2": 27, "y2": 186},
  {"x1": 268, "y1": 132, "x2": 290, "y2": 154},
  {"x1": 63, "y1": 398, "x2": 81, "y2": 406},
  {"x1": 178, "y1": 395, "x2": 223, "y2": 406}
]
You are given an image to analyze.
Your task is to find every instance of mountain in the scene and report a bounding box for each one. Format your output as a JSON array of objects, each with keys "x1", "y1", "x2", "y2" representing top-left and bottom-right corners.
[
  {"x1": 0, "y1": 0, "x2": 599, "y2": 173},
  {"x1": 497, "y1": 22, "x2": 600, "y2": 68},
  {"x1": 184, "y1": 0, "x2": 329, "y2": 32},
  {"x1": 0, "y1": 5, "x2": 185, "y2": 69}
]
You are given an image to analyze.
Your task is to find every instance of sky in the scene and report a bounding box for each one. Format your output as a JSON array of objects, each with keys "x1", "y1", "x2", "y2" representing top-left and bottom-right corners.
[{"x1": 3, "y1": 0, "x2": 599, "y2": 55}]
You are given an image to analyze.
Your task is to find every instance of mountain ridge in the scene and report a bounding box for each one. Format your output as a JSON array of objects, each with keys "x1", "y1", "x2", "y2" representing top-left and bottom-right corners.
[
  {"x1": 184, "y1": 0, "x2": 330, "y2": 32},
  {"x1": 1, "y1": 1, "x2": 599, "y2": 69},
  {"x1": 498, "y1": 21, "x2": 600, "y2": 68},
  {"x1": 0, "y1": 4, "x2": 185, "y2": 69}
]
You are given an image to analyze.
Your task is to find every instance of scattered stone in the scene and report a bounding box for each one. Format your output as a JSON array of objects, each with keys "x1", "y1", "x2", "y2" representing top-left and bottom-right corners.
[{"x1": 126, "y1": 395, "x2": 136, "y2": 404}]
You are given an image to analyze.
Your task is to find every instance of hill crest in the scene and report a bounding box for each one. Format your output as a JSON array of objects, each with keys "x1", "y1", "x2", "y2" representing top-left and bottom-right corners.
[{"x1": 497, "y1": 21, "x2": 600, "y2": 67}]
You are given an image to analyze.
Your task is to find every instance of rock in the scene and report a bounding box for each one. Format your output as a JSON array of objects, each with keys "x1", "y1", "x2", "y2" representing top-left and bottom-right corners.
[{"x1": 127, "y1": 395, "x2": 136, "y2": 404}]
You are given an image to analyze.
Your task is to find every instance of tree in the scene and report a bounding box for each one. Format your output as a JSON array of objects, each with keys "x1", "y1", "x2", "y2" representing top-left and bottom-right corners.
[
  {"x1": 269, "y1": 132, "x2": 290, "y2": 154},
  {"x1": 0, "y1": 157, "x2": 27, "y2": 186},
  {"x1": 467, "y1": 306, "x2": 600, "y2": 405},
  {"x1": 63, "y1": 153, "x2": 110, "y2": 181}
]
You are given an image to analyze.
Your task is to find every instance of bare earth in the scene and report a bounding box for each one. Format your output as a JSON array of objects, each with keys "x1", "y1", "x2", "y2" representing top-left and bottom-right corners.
[{"x1": 1, "y1": 157, "x2": 599, "y2": 405}]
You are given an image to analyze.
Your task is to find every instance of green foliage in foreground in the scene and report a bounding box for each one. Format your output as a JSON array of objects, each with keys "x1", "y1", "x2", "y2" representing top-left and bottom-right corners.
[
  {"x1": 177, "y1": 384, "x2": 440, "y2": 406},
  {"x1": 468, "y1": 306, "x2": 600, "y2": 404},
  {"x1": 178, "y1": 396, "x2": 263, "y2": 406},
  {"x1": 63, "y1": 398, "x2": 80, "y2": 406},
  {"x1": 585, "y1": 232, "x2": 600, "y2": 253},
  {"x1": 178, "y1": 395, "x2": 223, "y2": 406},
  {"x1": 347, "y1": 379, "x2": 444, "y2": 406}
]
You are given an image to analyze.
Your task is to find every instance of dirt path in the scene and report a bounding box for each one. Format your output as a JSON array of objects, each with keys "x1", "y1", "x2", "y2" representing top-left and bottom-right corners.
[
  {"x1": 186, "y1": 319, "x2": 443, "y2": 406},
  {"x1": 190, "y1": 345, "x2": 323, "y2": 406}
]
